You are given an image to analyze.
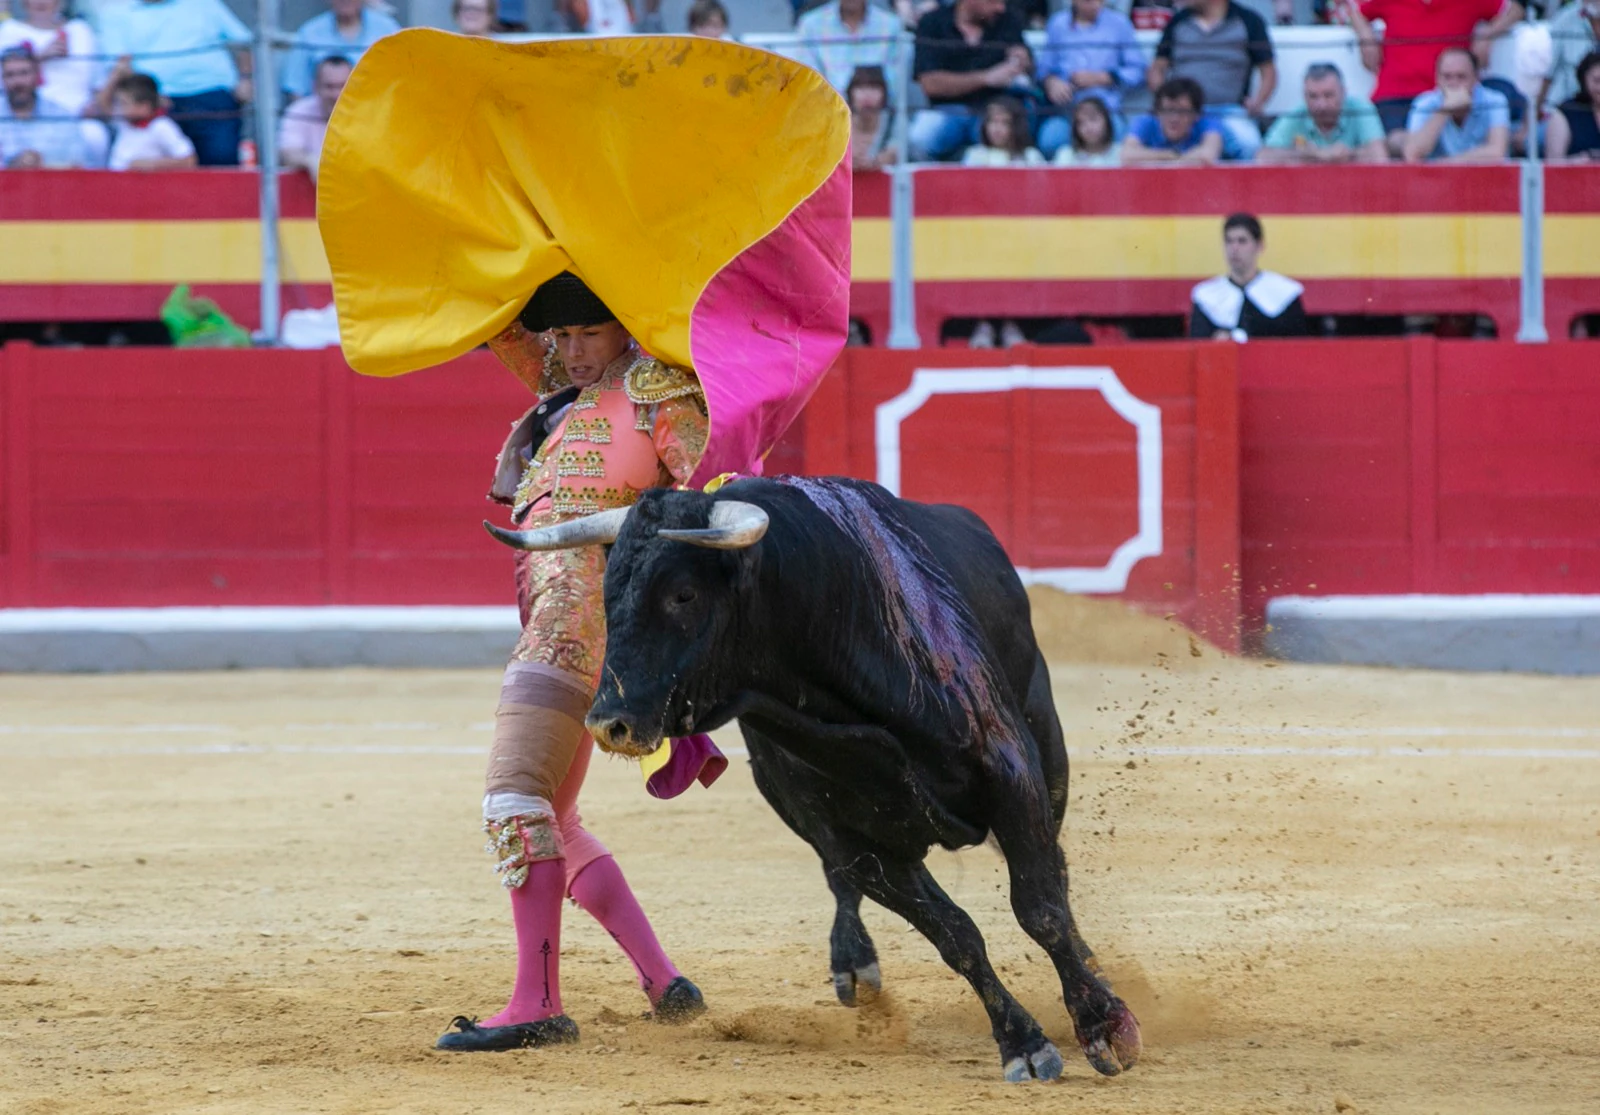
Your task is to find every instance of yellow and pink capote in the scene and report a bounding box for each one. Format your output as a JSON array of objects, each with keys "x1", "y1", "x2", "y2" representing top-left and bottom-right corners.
[{"x1": 316, "y1": 28, "x2": 854, "y2": 487}]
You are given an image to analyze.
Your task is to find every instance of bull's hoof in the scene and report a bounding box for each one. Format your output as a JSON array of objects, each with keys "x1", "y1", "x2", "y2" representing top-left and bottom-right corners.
[
  {"x1": 1003, "y1": 1041, "x2": 1065, "y2": 1083},
  {"x1": 832, "y1": 962, "x2": 882, "y2": 1007},
  {"x1": 1109, "y1": 1004, "x2": 1143, "y2": 1069},
  {"x1": 652, "y1": 976, "x2": 707, "y2": 1024},
  {"x1": 1076, "y1": 1001, "x2": 1142, "y2": 1077}
]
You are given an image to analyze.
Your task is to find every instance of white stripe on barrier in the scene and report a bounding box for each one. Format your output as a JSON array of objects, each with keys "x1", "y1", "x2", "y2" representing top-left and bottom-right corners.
[
  {"x1": 0, "y1": 606, "x2": 521, "y2": 633},
  {"x1": 1269, "y1": 594, "x2": 1600, "y2": 620},
  {"x1": 1204, "y1": 725, "x2": 1600, "y2": 739}
]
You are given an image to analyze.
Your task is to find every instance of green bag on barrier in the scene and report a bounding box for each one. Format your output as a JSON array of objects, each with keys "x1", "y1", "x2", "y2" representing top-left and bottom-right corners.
[{"x1": 160, "y1": 285, "x2": 254, "y2": 349}]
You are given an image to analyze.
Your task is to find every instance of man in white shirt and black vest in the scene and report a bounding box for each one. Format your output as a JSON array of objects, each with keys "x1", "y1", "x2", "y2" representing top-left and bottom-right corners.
[{"x1": 1189, "y1": 213, "x2": 1308, "y2": 341}]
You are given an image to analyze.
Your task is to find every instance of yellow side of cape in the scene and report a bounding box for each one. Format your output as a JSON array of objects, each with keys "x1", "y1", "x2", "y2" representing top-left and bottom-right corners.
[{"x1": 316, "y1": 30, "x2": 849, "y2": 377}]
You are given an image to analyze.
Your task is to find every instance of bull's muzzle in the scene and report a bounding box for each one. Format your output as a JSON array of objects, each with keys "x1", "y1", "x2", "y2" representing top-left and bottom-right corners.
[{"x1": 584, "y1": 710, "x2": 662, "y2": 759}]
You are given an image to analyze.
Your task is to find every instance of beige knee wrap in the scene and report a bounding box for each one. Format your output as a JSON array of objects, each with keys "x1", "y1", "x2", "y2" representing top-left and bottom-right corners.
[
  {"x1": 486, "y1": 662, "x2": 594, "y2": 802},
  {"x1": 484, "y1": 805, "x2": 560, "y2": 888}
]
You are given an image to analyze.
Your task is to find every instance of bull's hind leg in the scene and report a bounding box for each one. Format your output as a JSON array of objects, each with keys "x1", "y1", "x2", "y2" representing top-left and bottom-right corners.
[
  {"x1": 988, "y1": 784, "x2": 1142, "y2": 1077},
  {"x1": 823, "y1": 867, "x2": 881, "y2": 1007},
  {"x1": 836, "y1": 851, "x2": 1062, "y2": 1082}
]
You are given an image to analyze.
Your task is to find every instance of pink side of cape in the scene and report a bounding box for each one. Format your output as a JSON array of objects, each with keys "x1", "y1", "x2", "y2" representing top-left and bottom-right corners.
[{"x1": 686, "y1": 157, "x2": 853, "y2": 485}]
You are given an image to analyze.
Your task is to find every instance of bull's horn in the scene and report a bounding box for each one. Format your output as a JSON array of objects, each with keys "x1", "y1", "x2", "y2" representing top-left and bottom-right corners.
[
  {"x1": 483, "y1": 506, "x2": 632, "y2": 550},
  {"x1": 657, "y1": 500, "x2": 769, "y2": 550}
]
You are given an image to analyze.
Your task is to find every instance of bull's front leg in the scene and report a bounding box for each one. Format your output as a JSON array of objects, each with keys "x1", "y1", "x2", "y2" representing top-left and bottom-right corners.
[
  {"x1": 836, "y1": 851, "x2": 1062, "y2": 1082},
  {"x1": 823, "y1": 865, "x2": 880, "y2": 1006}
]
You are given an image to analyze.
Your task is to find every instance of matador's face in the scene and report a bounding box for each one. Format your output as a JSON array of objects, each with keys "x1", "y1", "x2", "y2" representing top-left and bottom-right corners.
[{"x1": 547, "y1": 321, "x2": 632, "y2": 387}]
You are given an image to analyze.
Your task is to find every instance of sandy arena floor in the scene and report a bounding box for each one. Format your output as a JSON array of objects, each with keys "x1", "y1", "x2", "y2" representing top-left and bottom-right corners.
[{"x1": 2, "y1": 597, "x2": 1597, "y2": 1115}]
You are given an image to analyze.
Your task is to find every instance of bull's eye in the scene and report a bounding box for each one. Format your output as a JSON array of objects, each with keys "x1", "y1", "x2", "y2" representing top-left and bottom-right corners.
[{"x1": 673, "y1": 587, "x2": 697, "y2": 606}]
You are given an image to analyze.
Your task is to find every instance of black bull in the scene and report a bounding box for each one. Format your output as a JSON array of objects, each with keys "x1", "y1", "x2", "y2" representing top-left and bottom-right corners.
[{"x1": 487, "y1": 476, "x2": 1141, "y2": 1082}]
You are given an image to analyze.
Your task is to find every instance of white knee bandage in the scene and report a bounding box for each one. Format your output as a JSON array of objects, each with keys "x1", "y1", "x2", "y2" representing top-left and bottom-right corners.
[{"x1": 483, "y1": 791, "x2": 555, "y2": 825}]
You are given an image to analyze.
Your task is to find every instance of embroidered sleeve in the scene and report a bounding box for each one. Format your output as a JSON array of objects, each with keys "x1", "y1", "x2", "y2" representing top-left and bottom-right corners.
[
  {"x1": 486, "y1": 321, "x2": 550, "y2": 396},
  {"x1": 653, "y1": 394, "x2": 709, "y2": 487}
]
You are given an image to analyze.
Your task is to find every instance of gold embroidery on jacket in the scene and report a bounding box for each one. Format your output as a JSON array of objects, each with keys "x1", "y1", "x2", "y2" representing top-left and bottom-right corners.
[
  {"x1": 551, "y1": 485, "x2": 640, "y2": 517},
  {"x1": 624, "y1": 358, "x2": 703, "y2": 405},
  {"x1": 562, "y1": 416, "x2": 613, "y2": 445}
]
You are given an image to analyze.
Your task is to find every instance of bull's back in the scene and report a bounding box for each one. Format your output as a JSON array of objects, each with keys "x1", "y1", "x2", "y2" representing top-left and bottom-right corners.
[{"x1": 897, "y1": 500, "x2": 1040, "y2": 688}]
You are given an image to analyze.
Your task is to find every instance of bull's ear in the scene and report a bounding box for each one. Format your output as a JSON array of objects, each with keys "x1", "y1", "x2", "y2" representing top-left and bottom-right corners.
[
  {"x1": 483, "y1": 507, "x2": 632, "y2": 550},
  {"x1": 657, "y1": 500, "x2": 768, "y2": 550}
]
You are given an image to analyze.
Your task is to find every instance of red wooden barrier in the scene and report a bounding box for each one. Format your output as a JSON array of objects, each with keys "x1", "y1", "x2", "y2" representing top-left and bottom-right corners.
[
  {"x1": 1236, "y1": 338, "x2": 1600, "y2": 642},
  {"x1": 0, "y1": 343, "x2": 526, "y2": 608},
  {"x1": 6, "y1": 339, "x2": 1598, "y2": 656},
  {"x1": 0, "y1": 340, "x2": 1243, "y2": 649}
]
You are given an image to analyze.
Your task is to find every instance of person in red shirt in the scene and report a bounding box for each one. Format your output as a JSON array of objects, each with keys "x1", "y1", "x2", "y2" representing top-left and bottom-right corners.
[{"x1": 1343, "y1": 0, "x2": 1523, "y2": 155}]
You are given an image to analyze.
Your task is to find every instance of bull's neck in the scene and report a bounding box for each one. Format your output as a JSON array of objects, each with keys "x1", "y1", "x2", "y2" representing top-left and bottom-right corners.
[{"x1": 747, "y1": 543, "x2": 946, "y2": 738}]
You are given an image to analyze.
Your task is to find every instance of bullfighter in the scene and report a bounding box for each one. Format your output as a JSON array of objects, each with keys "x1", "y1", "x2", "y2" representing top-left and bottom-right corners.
[{"x1": 435, "y1": 272, "x2": 713, "y2": 1052}]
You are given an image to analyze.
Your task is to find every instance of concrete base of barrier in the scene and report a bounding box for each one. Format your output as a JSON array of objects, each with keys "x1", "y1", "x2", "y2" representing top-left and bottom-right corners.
[
  {"x1": 9, "y1": 598, "x2": 1600, "y2": 675},
  {"x1": 1265, "y1": 595, "x2": 1600, "y2": 675},
  {"x1": 0, "y1": 608, "x2": 522, "y2": 672}
]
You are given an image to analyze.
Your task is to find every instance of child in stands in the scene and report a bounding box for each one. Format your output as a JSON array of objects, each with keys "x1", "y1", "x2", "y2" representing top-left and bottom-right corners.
[
  {"x1": 961, "y1": 97, "x2": 1046, "y2": 166},
  {"x1": 108, "y1": 72, "x2": 196, "y2": 171},
  {"x1": 1053, "y1": 96, "x2": 1122, "y2": 166}
]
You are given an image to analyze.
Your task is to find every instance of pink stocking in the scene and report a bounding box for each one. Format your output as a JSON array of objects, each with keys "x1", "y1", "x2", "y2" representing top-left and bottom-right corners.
[
  {"x1": 568, "y1": 854, "x2": 682, "y2": 1005},
  {"x1": 481, "y1": 857, "x2": 566, "y2": 1027}
]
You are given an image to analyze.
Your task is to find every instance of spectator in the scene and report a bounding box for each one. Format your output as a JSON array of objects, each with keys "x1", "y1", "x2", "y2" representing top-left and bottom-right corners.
[
  {"x1": 1343, "y1": 0, "x2": 1524, "y2": 157},
  {"x1": 1547, "y1": 49, "x2": 1600, "y2": 158},
  {"x1": 961, "y1": 95, "x2": 1046, "y2": 164},
  {"x1": 558, "y1": 0, "x2": 634, "y2": 34},
  {"x1": 893, "y1": 0, "x2": 941, "y2": 30},
  {"x1": 1190, "y1": 213, "x2": 1308, "y2": 341},
  {"x1": 1034, "y1": 0, "x2": 1144, "y2": 158},
  {"x1": 1259, "y1": 62, "x2": 1388, "y2": 162},
  {"x1": 285, "y1": 2, "x2": 401, "y2": 100},
  {"x1": 494, "y1": 0, "x2": 530, "y2": 31},
  {"x1": 1541, "y1": 0, "x2": 1600, "y2": 113},
  {"x1": 1052, "y1": 94, "x2": 1122, "y2": 165},
  {"x1": 1403, "y1": 47, "x2": 1510, "y2": 161},
  {"x1": 847, "y1": 64, "x2": 899, "y2": 170},
  {"x1": 1147, "y1": 0, "x2": 1276, "y2": 160},
  {"x1": 1122, "y1": 75, "x2": 1224, "y2": 164},
  {"x1": 453, "y1": 0, "x2": 498, "y2": 35},
  {"x1": 95, "y1": 0, "x2": 253, "y2": 167},
  {"x1": 0, "y1": 0, "x2": 100, "y2": 115},
  {"x1": 798, "y1": 0, "x2": 905, "y2": 101},
  {"x1": 687, "y1": 0, "x2": 729, "y2": 35},
  {"x1": 1131, "y1": 0, "x2": 1181, "y2": 30},
  {"x1": 636, "y1": 0, "x2": 665, "y2": 32},
  {"x1": 969, "y1": 318, "x2": 1027, "y2": 347},
  {"x1": 0, "y1": 44, "x2": 105, "y2": 167},
  {"x1": 279, "y1": 55, "x2": 351, "y2": 180},
  {"x1": 910, "y1": 0, "x2": 1033, "y2": 161},
  {"x1": 107, "y1": 71, "x2": 197, "y2": 171}
]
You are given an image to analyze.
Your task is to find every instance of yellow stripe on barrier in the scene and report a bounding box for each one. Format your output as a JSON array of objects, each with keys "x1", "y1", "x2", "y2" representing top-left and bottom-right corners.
[
  {"x1": 1544, "y1": 215, "x2": 1600, "y2": 279},
  {"x1": 0, "y1": 219, "x2": 330, "y2": 285},
  {"x1": 0, "y1": 214, "x2": 1592, "y2": 286},
  {"x1": 899, "y1": 215, "x2": 1526, "y2": 282}
]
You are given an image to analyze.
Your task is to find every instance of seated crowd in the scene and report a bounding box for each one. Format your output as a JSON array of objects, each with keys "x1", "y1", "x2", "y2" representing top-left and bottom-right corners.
[
  {"x1": 1, "y1": 0, "x2": 1597, "y2": 172},
  {"x1": 897, "y1": 0, "x2": 1595, "y2": 165}
]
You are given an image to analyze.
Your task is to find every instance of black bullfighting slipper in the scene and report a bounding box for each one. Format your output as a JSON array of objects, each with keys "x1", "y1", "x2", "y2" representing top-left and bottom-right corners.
[
  {"x1": 651, "y1": 977, "x2": 707, "y2": 1023},
  {"x1": 434, "y1": 1013, "x2": 580, "y2": 1052}
]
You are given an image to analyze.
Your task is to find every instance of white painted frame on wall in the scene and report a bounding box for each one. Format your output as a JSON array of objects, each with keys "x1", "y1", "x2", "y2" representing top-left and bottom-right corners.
[{"x1": 874, "y1": 366, "x2": 1163, "y2": 594}]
